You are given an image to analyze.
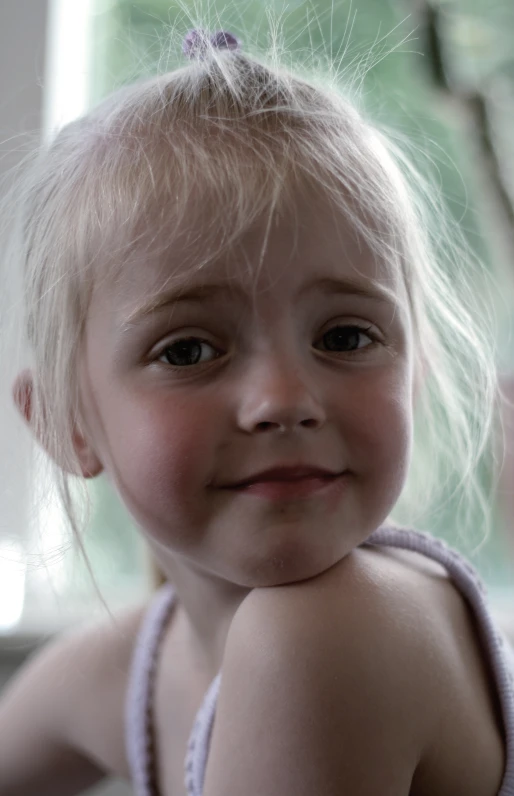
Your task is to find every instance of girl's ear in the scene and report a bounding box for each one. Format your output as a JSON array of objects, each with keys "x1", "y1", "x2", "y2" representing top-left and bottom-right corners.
[{"x1": 12, "y1": 368, "x2": 103, "y2": 479}]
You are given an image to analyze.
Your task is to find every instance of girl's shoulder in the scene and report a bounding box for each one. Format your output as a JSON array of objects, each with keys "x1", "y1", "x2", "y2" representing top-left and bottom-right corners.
[
  {"x1": 30, "y1": 599, "x2": 148, "y2": 778},
  {"x1": 209, "y1": 543, "x2": 506, "y2": 796},
  {"x1": 0, "y1": 598, "x2": 150, "y2": 794},
  {"x1": 55, "y1": 600, "x2": 149, "y2": 776},
  {"x1": 370, "y1": 542, "x2": 507, "y2": 796},
  {"x1": 374, "y1": 543, "x2": 507, "y2": 796},
  {"x1": 52, "y1": 599, "x2": 158, "y2": 783}
]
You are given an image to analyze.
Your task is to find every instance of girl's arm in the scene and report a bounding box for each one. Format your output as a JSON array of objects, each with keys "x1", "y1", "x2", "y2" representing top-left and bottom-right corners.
[
  {"x1": 0, "y1": 605, "x2": 145, "y2": 796},
  {"x1": 202, "y1": 550, "x2": 438, "y2": 796}
]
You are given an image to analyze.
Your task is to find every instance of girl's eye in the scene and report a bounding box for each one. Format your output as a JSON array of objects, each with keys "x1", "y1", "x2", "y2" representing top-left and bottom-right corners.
[
  {"x1": 156, "y1": 324, "x2": 377, "y2": 370},
  {"x1": 318, "y1": 324, "x2": 376, "y2": 354},
  {"x1": 157, "y1": 338, "x2": 219, "y2": 368}
]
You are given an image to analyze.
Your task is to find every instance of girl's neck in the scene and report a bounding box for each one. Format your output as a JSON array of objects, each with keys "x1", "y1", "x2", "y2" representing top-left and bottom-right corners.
[{"x1": 154, "y1": 549, "x2": 253, "y2": 677}]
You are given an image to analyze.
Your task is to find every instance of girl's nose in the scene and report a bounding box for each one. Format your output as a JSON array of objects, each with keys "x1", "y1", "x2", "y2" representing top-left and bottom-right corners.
[{"x1": 235, "y1": 354, "x2": 327, "y2": 435}]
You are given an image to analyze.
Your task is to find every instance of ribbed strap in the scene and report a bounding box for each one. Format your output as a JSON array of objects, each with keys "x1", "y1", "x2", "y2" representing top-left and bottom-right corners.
[
  {"x1": 184, "y1": 672, "x2": 222, "y2": 796},
  {"x1": 366, "y1": 526, "x2": 514, "y2": 796},
  {"x1": 125, "y1": 584, "x2": 177, "y2": 796}
]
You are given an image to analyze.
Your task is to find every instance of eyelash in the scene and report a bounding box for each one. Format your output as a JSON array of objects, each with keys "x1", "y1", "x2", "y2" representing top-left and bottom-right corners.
[{"x1": 155, "y1": 324, "x2": 380, "y2": 370}]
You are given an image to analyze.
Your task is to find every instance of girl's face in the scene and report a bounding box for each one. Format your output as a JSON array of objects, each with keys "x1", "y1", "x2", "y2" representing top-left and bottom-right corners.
[{"x1": 80, "y1": 192, "x2": 416, "y2": 587}]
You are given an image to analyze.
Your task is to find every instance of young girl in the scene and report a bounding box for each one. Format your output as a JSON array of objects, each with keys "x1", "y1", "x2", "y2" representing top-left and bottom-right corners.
[{"x1": 0, "y1": 25, "x2": 513, "y2": 796}]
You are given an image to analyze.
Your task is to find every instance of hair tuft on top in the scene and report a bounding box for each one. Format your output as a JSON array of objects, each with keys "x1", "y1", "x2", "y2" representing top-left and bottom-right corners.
[{"x1": 182, "y1": 29, "x2": 241, "y2": 60}]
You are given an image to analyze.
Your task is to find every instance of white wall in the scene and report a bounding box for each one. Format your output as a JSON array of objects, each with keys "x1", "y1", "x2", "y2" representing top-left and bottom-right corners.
[
  {"x1": 0, "y1": 1, "x2": 46, "y2": 171},
  {"x1": 0, "y1": 3, "x2": 131, "y2": 793}
]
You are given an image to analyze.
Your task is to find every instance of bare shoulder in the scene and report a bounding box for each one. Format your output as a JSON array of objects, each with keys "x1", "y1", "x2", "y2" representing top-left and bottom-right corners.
[
  {"x1": 229, "y1": 542, "x2": 452, "y2": 687},
  {"x1": 1, "y1": 600, "x2": 147, "y2": 779},
  {"x1": 54, "y1": 601, "x2": 148, "y2": 775},
  {"x1": 56, "y1": 605, "x2": 146, "y2": 776},
  {"x1": 366, "y1": 545, "x2": 506, "y2": 796},
  {"x1": 217, "y1": 545, "x2": 506, "y2": 796},
  {"x1": 205, "y1": 549, "x2": 436, "y2": 796}
]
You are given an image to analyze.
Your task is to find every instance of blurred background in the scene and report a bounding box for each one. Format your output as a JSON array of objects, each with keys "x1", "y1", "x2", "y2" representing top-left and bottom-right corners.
[{"x1": 0, "y1": 1, "x2": 513, "y2": 793}]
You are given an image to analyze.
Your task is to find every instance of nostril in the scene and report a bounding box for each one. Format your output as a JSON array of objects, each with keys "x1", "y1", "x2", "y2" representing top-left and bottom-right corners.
[
  {"x1": 254, "y1": 418, "x2": 320, "y2": 433},
  {"x1": 256, "y1": 422, "x2": 277, "y2": 432},
  {"x1": 301, "y1": 418, "x2": 319, "y2": 428}
]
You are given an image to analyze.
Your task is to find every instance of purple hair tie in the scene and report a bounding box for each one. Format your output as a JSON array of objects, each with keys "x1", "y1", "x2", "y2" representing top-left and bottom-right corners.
[{"x1": 182, "y1": 29, "x2": 241, "y2": 60}]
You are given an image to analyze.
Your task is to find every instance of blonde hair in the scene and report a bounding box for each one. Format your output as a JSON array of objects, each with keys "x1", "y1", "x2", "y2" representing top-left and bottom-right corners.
[{"x1": 1, "y1": 25, "x2": 503, "y2": 576}]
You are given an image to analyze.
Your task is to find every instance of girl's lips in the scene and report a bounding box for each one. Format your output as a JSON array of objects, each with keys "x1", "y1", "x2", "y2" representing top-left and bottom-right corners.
[
  {"x1": 227, "y1": 465, "x2": 343, "y2": 488},
  {"x1": 231, "y1": 472, "x2": 347, "y2": 500}
]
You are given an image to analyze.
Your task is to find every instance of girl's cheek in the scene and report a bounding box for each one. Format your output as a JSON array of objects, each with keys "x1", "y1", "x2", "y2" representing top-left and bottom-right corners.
[{"x1": 107, "y1": 395, "x2": 217, "y2": 492}]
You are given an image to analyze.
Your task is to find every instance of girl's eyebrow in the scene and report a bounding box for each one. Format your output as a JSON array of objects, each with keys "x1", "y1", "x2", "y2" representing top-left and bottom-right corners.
[{"x1": 121, "y1": 276, "x2": 398, "y2": 328}]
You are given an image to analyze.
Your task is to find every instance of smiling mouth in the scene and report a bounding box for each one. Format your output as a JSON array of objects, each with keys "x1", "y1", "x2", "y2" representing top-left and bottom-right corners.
[
  {"x1": 226, "y1": 465, "x2": 344, "y2": 489},
  {"x1": 229, "y1": 472, "x2": 347, "y2": 500}
]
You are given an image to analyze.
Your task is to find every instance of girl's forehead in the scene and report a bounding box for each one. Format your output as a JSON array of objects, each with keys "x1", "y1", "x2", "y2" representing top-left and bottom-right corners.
[{"x1": 94, "y1": 192, "x2": 406, "y2": 320}]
